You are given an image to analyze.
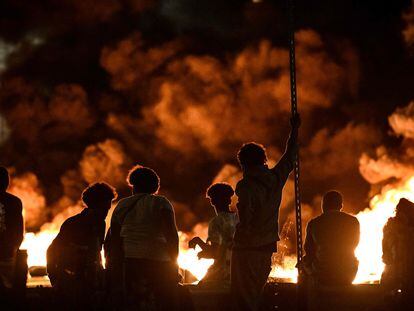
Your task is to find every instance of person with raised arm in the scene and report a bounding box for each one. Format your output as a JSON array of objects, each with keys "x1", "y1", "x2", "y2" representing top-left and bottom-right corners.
[{"x1": 231, "y1": 115, "x2": 300, "y2": 311}]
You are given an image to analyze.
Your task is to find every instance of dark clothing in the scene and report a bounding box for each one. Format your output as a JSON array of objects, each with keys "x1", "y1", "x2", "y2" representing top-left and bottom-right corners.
[
  {"x1": 47, "y1": 209, "x2": 105, "y2": 309},
  {"x1": 303, "y1": 210, "x2": 360, "y2": 286},
  {"x1": 0, "y1": 191, "x2": 23, "y2": 292},
  {"x1": 382, "y1": 216, "x2": 414, "y2": 290},
  {"x1": 124, "y1": 258, "x2": 178, "y2": 310},
  {"x1": 233, "y1": 160, "x2": 294, "y2": 249},
  {"x1": 232, "y1": 139, "x2": 296, "y2": 310},
  {"x1": 231, "y1": 249, "x2": 272, "y2": 311},
  {"x1": 0, "y1": 191, "x2": 23, "y2": 261}
]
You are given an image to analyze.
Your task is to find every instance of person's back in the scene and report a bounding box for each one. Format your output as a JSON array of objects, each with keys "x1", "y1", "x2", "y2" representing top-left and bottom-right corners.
[
  {"x1": 233, "y1": 165, "x2": 287, "y2": 249},
  {"x1": 382, "y1": 198, "x2": 414, "y2": 291},
  {"x1": 231, "y1": 114, "x2": 300, "y2": 311},
  {"x1": 304, "y1": 191, "x2": 360, "y2": 286},
  {"x1": 115, "y1": 193, "x2": 174, "y2": 261},
  {"x1": 47, "y1": 182, "x2": 116, "y2": 309},
  {"x1": 0, "y1": 167, "x2": 23, "y2": 292},
  {"x1": 110, "y1": 166, "x2": 179, "y2": 310}
]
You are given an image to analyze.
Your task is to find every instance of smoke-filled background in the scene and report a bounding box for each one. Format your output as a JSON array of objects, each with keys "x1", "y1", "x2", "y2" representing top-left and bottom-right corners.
[{"x1": 1, "y1": 0, "x2": 414, "y2": 247}]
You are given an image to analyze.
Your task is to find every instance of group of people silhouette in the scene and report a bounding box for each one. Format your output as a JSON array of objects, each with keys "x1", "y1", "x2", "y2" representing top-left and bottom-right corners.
[{"x1": 0, "y1": 114, "x2": 413, "y2": 310}]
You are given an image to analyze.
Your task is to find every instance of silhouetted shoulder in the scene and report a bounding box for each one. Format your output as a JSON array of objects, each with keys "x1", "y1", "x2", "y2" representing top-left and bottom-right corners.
[
  {"x1": 3, "y1": 192, "x2": 23, "y2": 210},
  {"x1": 59, "y1": 213, "x2": 80, "y2": 232},
  {"x1": 341, "y1": 212, "x2": 359, "y2": 224},
  {"x1": 154, "y1": 195, "x2": 173, "y2": 211},
  {"x1": 115, "y1": 195, "x2": 137, "y2": 209}
]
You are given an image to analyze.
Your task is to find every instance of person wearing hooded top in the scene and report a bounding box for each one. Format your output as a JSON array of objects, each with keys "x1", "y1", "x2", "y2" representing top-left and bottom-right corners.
[{"x1": 231, "y1": 114, "x2": 300, "y2": 311}]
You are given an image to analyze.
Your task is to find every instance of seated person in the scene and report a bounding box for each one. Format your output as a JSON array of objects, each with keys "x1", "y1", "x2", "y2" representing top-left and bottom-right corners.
[
  {"x1": 47, "y1": 182, "x2": 117, "y2": 307},
  {"x1": 189, "y1": 182, "x2": 237, "y2": 285},
  {"x1": 303, "y1": 191, "x2": 360, "y2": 286},
  {"x1": 382, "y1": 198, "x2": 414, "y2": 292}
]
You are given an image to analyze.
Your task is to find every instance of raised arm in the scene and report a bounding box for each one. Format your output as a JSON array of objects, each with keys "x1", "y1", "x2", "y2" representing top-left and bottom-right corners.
[{"x1": 272, "y1": 114, "x2": 300, "y2": 183}]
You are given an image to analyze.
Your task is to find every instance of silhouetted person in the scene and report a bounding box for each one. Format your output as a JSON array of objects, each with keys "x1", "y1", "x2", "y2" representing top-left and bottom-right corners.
[
  {"x1": 0, "y1": 167, "x2": 24, "y2": 294},
  {"x1": 303, "y1": 191, "x2": 360, "y2": 286},
  {"x1": 231, "y1": 115, "x2": 300, "y2": 311},
  {"x1": 110, "y1": 165, "x2": 179, "y2": 310},
  {"x1": 47, "y1": 182, "x2": 117, "y2": 310},
  {"x1": 189, "y1": 182, "x2": 237, "y2": 287},
  {"x1": 382, "y1": 198, "x2": 414, "y2": 302}
]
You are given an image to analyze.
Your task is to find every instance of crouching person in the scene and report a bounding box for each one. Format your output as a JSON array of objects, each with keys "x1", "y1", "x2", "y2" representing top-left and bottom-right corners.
[
  {"x1": 110, "y1": 165, "x2": 179, "y2": 310},
  {"x1": 189, "y1": 182, "x2": 237, "y2": 288},
  {"x1": 47, "y1": 182, "x2": 117, "y2": 309}
]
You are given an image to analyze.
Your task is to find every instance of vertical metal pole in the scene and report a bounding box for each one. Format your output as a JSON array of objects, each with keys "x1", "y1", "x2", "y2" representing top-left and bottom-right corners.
[
  {"x1": 287, "y1": 0, "x2": 303, "y2": 271},
  {"x1": 287, "y1": 0, "x2": 306, "y2": 310}
]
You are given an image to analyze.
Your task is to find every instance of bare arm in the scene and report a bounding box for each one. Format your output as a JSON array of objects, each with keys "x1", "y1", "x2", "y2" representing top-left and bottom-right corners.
[{"x1": 272, "y1": 114, "x2": 300, "y2": 183}]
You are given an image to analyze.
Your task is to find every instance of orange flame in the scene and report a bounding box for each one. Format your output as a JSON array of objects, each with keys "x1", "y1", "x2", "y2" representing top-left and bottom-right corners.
[{"x1": 20, "y1": 176, "x2": 412, "y2": 284}]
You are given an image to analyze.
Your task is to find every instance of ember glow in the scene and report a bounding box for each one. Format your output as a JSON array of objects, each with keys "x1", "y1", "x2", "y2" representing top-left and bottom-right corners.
[
  {"x1": 21, "y1": 215, "x2": 216, "y2": 283},
  {"x1": 353, "y1": 176, "x2": 414, "y2": 283}
]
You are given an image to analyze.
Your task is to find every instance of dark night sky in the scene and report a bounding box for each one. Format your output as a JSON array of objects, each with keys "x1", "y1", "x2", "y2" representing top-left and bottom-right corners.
[{"x1": 0, "y1": 0, "x2": 413, "y2": 230}]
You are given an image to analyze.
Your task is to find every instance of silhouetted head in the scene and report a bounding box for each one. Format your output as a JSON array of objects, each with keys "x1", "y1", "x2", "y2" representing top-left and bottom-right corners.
[
  {"x1": 322, "y1": 191, "x2": 343, "y2": 212},
  {"x1": 82, "y1": 182, "x2": 117, "y2": 219},
  {"x1": 206, "y1": 182, "x2": 234, "y2": 213},
  {"x1": 0, "y1": 167, "x2": 10, "y2": 192},
  {"x1": 396, "y1": 198, "x2": 414, "y2": 220},
  {"x1": 127, "y1": 165, "x2": 160, "y2": 194},
  {"x1": 237, "y1": 142, "x2": 267, "y2": 170}
]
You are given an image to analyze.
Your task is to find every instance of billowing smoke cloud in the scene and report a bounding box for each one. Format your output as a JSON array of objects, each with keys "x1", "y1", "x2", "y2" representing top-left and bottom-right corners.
[
  {"x1": 0, "y1": 114, "x2": 11, "y2": 145},
  {"x1": 0, "y1": 0, "x2": 400, "y2": 238},
  {"x1": 360, "y1": 102, "x2": 414, "y2": 185},
  {"x1": 80, "y1": 139, "x2": 131, "y2": 187},
  {"x1": 9, "y1": 171, "x2": 47, "y2": 229},
  {"x1": 101, "y1": 29, "x2": 358, "y2": 159}
]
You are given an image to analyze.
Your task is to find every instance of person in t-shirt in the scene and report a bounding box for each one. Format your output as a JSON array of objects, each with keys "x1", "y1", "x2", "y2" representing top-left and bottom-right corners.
[
  {"x1": 0, "y1": 166, "x2": 23, "y2": 292},
  {"x1": 110, "y1": 165, "x2": 179, "y2": 310},
  {"x1": 189, "y1": 182, "x2": 237, "y2": 286}
]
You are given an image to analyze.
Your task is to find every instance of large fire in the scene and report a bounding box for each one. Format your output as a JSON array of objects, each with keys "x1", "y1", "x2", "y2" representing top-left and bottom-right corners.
[{"x1": 19, "y1": 175, "x2": 413, "y2": 284}]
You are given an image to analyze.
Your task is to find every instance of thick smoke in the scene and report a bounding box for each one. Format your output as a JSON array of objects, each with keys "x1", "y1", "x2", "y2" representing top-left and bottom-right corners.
[
  {"x1": 0, "y1": 1, "x2": 405, "y2": 239},
  {"x1": 9, "y1": 171, "x2": 47, "y2": 228},
  {"x1": 360, "y1": 102, "x2": 414, "y2": 186}
]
